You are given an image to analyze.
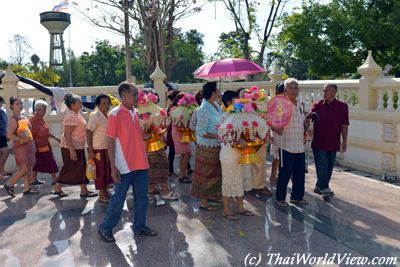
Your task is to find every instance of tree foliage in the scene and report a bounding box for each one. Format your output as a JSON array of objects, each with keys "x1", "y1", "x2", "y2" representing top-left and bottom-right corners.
[
  {"x1": 11, "y1": 63, "x2": 60, "y2": 86},
  {"x1": 215, "y1": 0, "x2": 284, "y2": 64},
  {"x1": 276, "y1": 0, "x2": 400, "y2": 78},
  {"x1": 169, "y1": 29, "x2": 205, "y2": 82},
  {"x1": 57, "y1": 30, "x2": 204, "y2": 86},
  {"x1": 73, "y1": 0, "x2": 202, "y2": 78}
]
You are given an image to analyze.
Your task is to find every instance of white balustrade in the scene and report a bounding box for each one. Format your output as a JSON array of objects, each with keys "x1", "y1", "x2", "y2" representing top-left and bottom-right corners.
[
  {"x1": 45, "y1": 96, "x2": 52, "y2": 115},
  {"x1": 386, "y1": 89, "x2": 394, "y2": 111},
  {"x1": 376, "y1": 89, "x2": 384, "y2": 111},
  {"x1": 397, "y1": 89, "x2": 400, "y2": 112}
]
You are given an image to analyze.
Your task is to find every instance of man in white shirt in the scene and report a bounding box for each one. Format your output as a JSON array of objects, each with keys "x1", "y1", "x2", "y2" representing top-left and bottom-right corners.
[{"x1": 272, "y1": 78, "x2": 308, "y2": 207}]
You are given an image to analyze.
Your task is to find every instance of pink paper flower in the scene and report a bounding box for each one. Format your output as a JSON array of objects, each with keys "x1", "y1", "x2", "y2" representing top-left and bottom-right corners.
[
  {"x1": 252, "y1": 121, "x2": 259, "y2": 127},
  {"x1": 142, "y1": 113, "x2": 150, "y2": 121},
  {"x1": 243, "y1": 103, "x2": 254, "y2": 112},
  {"x1": 227, "y1": 123, "x2": 233, "y2": 130},
  {"x1": 160, "y1": 109, "x2": 167, "y2": 116},
  {"x1": 252, "y1": 92, "x2": 260, "y2": 100},
  {"x1": 250, "y1": 86, "x2": 258, "y2": 92},
  {"x1": 242, "y1": 121, "x2": 249, "y2": 127},
  {"x1": 216, "y1": 124, "x2": 220, "y2": 130},
  {"x1": 138, "y1": 98, "x2": 147, "y2": 106},
  {"x1": 147, "y1": 93, "x2": 158, "y2": 104},
  {"x1": 179, "y1": 115, "x2": 184, "y2": 120}
]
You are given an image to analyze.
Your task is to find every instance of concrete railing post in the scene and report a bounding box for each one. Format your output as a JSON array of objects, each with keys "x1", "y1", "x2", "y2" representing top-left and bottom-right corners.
[
  {"x1": 150, "y1": 61, "x2": 167, "y2": 108},
  {"x1": 268, "y1": 64, "x2": 284, "y2": 98},
  {"x1": 357, "y1": 51, "x2": 382, "y2": 110},
  {"x1": 2, "y1": 66, "x2": 19, "y2": 116}
]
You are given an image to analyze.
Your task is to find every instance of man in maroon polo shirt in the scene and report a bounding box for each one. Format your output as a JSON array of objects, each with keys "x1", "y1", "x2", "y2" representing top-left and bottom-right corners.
[{"x1": 307, "y1": 83, "x2": 349, "y2": 200}]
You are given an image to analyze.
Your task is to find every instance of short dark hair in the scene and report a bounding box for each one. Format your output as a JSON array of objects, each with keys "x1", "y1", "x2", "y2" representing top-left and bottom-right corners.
[
  {"x1": 168, "y1": 92, "x2": 185, "y2": 113},
  {"x1": 0, "y1": 96, "x2": 4, "y2": 102},
  {"x1": 202, "y1": 81, "x2": 217, "y2": 100},
  {"x1": 194, "y1": 91, "x2": 203, "y2": 105},
  {"x1": 95, "y1": 93, "x2": 111, "y2": 106},
  {"x1": 221, "y1": 90, "x2": 238, "y2": 107},
  {"x1": 168, "y1": 90, "x2": 181, "y2": 102},
  {"x1": 325, "y1": 83, "x2": 338, "y2": 91},
  {"x1": 275, "y1": 83, "x2": 285, "y2": 95},
  {"x1": 9, "y1": 96, "x2": 20, "y2": 107},
  {"x1": 118, "y1": 82, "x2": 134, "y2": 97},
  {"x1": 64, "y1": 94, "x2": 80, "y2": 109}
]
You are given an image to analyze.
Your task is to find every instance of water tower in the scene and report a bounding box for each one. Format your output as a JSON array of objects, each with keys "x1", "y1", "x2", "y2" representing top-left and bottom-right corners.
[{"x1": 40, "y1": 11, "x2": 70, "y2": 69}]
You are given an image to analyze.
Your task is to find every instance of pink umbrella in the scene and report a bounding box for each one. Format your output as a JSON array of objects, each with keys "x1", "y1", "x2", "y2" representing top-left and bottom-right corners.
[{"x1": 193, "y1": 58, "x2": 266, "y2": 79}]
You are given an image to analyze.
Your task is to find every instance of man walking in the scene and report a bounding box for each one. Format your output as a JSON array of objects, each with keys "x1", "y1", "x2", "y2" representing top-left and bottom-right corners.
[
  {"x1": 98, "y1": 82, "x2": 157, "y2": 242},
  {"x1": 273, "y1": 78, "x2": 308, "y2": 207},
  {"x1": 307, "y1": 83, "x2": 349, "y2": 200}
]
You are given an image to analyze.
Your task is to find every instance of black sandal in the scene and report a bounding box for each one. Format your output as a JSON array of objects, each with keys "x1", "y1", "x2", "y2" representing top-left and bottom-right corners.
[
  {"x1": 50, "y1": 191, "x2": 68, "y2": 197},
  {"x1": 134, "y1": 226, "x2": 158, "y2": 236},
  {"x1": 80, "y1": 191, "x2": 98, "y2": 198},
  {"x1": 179, "y1": 176, "x2": 192, "y2": 184},
  {"x1": 4, "y1": 184, "x2": 15, "y2": 197},
  {"x1": 23, "y1": 188, "x2": 39, "y2": 195},
  {"x1": 222, "y1": 213, "x2": 240, "y2": 221},
  {"x1": 236, "y1": 210, "x2": 254, "y2": 216},
  {"x1": 199, "y1": 204, "x2": 219, "y2": 211}
]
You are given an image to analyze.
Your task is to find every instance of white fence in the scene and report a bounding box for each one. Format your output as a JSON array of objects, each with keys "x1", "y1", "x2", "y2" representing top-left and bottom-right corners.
[{"x1": 1, "y1": 51, "x2": 400, "y2": 177}]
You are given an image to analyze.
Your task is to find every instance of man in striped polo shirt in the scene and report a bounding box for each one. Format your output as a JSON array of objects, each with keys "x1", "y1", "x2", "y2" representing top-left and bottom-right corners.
[{"x1": 98, "y1": 82, "x2": 157, "y2": 242}]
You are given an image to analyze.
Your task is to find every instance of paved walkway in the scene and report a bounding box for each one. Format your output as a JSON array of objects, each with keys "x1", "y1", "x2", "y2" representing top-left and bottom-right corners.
[{"x1": 0, "y1": 160, "x2": 399, "y2": 267}]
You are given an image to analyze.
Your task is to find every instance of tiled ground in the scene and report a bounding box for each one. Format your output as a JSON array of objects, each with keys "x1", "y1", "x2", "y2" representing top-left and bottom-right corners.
[{"x1": 0, "y1": 158, "x2": 399, "y2": 267}]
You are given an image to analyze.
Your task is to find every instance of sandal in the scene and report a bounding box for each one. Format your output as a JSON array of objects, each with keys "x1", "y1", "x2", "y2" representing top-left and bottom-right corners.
[
  {"x1": 4, "y1": 184, "x2": 15, "y2": 197},
  {"x1": 222, "y1": 213, "x2": 240, "y2": 221},
  {"x1": 199, "y1": 204, "x2": 219, "y2": 211},
  {"x1": 23, "y1": 188, "x2": 39, "y2": 195},
  {"x1": 161, "y1": 192, "x2": 179, "y2": 201},
  {"x1": 254, "y1": 187, "x2": 272, "y2": 196},
  {"x1": 98, "y1": 196, "x2": 110, "y2": 203},
  {"x1": 80, "y1": 191, "x2": 98, "y2": 198},
  {"x1": 50, "y1": 191, "x2": 68, "y2": 197},
  {"x1": 276, "y1": 200, "x2": 288, "y2": 207},
  {"x1": 208, "y1": 198, "x2": 223, "y2": 204},
  {"x1": 236, "y1": 210, "x2": 254, "y2": 216},
  {"x1": 0, "y1": 174, "x2": 10, "y2": 180},
  {"x1": 179, "y1": 176, "x2": 192, "y2": 184}
]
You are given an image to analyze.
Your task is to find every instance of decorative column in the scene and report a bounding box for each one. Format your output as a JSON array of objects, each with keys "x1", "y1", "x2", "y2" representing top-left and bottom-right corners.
[
  {"x1": 357, "y1": 51, "x2": 382, "y2": 110},
  {"x1": 268, "y1": 64, "x2": 284, "y2": 98},
  {"x1": 386, "y1": 89, "x2": 394, "y2": 111},
  {"x1": 2, "y1": 66, "x2": 19, "y2": 116},
  {"x1": 397, "y1": 89, "x2": 400, "y2": 112},
  {"x1": 376, "y1": 89, "x2": 384, "y2": 111},
  {"x1": 150, "y1": 61, "x2": 167, "y2": 108}
]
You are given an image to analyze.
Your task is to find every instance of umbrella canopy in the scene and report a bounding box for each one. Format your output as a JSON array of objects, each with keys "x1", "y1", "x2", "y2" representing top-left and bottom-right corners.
[{"x1": 193, "y1": 58, "x2": 266, "y2": 79}]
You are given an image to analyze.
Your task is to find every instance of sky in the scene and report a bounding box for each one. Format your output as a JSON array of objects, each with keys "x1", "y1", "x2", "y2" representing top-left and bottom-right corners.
[{"x1": 0, "y1": 0, "x2": 302, "y2": 64}]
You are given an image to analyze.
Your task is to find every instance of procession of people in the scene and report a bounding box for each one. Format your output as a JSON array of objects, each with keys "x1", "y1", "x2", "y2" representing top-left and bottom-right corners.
[{"x1": 1, "y1": 78, "x2": 349, "y2": 243}]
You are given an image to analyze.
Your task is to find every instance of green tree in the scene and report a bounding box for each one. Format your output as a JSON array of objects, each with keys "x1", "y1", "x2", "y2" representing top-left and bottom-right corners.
[
  {"x1": 277, "y1": 0, "x2": 400, "y2": 78},
  {"x1": 11, "y1": 63, "x2": 60, "y2": 86},
  {"x1": 0, "y1": 59, "x2": 8, "y2": 70},
  {"x1": 169, "y1": 29, "x2": 205, "y2": 82},
  {"x1": 77, "y1": 40, "x2": 126, "y2": 86}
]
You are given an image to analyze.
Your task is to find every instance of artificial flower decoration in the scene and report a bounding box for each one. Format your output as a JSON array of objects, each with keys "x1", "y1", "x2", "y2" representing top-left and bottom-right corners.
[
  {"x1": 170, "y1": 93, "x2": 198, "y2": 128},
  {"x1": 16, "y1": 120, "x2": 33, "y2": 141},
  {"x1": 137, "y1": 89, "x2": 169, "y2": 133},
  {"x1": 137, "y1": 89, "x2": 169, "y2": 152}
]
